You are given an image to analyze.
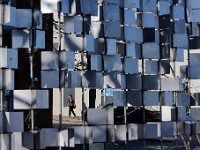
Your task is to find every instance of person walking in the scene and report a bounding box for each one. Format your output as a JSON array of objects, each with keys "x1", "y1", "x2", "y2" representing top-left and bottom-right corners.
[{"x1": 68, "y1": 94, "x2": 76, "y2": 117}]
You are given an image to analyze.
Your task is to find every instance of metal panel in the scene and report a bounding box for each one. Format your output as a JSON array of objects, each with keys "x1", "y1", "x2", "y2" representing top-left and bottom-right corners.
[
  {"x1": 84, "y1": 34, "x2": 94, "y2": 52},
  {"x1": 143, "y1": 75, "x2": 160, "y2": 90},
  {"x1": 89, "y1": 143, "x2": 104, "y2": 150},
  {"x1": 16, "y1": 9, "x2": 32, "y2": 28},
  {"x1": 104, "y1": 0, "x2": 119, "y2": 4},
  {"x1": 124, "y1": 58, "x2": 138, "y2": 74},
  {"x1": 158, "y1": 1, "x2": 170, "y2": 15},
  {"x1": 145, "y1": 60, "x2": 158, "y2": 74},
  {"x1": 41, "y1": 0, "x2": 58, "y2": 13},
  {"x1": 41, "y1": 51, "x2": 58, "y2": 70},
  {"x1": 187, "y1": 9, "x2": 200, "y2": 22},
  {"x1": 87, "y1": 108, "x2": 107, "y2": 125},
  {"x1": 0, "y1": 48, "x2": 18, "y2": 69},
  {"x1": 60, "y1": 129, "x2": 75, "y2": 147},
  {"x1": 91, "y1": 5, "x2": 102, "y2": 21},
  {"x1": 161, "y1": 92, "x2": 173, "y2": 106},
  {"x1": 74, "y1": 16, "x2": 82, "y2": 33},
  {"x1": 90, "y1": 22, "x2": 104, "y2": 38},
  {"x1": 106, "y1": 39, "x2": 116, "y2": 55},
  {"x1": 190, "y1": 53, "x2": 200, "y2": 65},
  {"x1": 13, "y1": 90, "x2": 32, "y2": 109},
  {"x1": 59, "y1": 51, "x2": 75, "y2": 69},
  {"x1": 115, "y1": 125, "x2": 126, "y2": 141},
  {"x1": 104, "y1": 54, "x2": 122, "y2": 71},
  {"x1": 61, "y1": 0, "x2": 71, "y2": 13},
  {"x1": 63, "y1": 34, "x2": 83, "y2": 51},
  {"x1": 177, "y1": 107, "x2": 186, "y2": 121},
  {"x1": 92, "y1": 126, "x2": 107, "y2": 143},
  {"x1": 127, "y1": 90, "x2": 142, "y2": 106},
  {"x1": 145, "y1": 123, "x2": 161, "y2": 139},
  {"x1": 42, "y1": 128, "x2": 58, "y2": 147},
  {"x1": 161, "y1": 106, "x2": 176, "y2": 121},
  {"x1": 191, "y1": 107, "x2": 200, "y2": 121},
  {"x1": 93, "y1": 38, "x2": 105, "y2": 54},
  {"x1": 82, "y1": 71, "x2": 103, "y2": 88},
  {"x1": 113, "y1": 90, "x2": 126, "y2": 106},
  {"x1": 173, "y1": 6, "x2": 184, "y2": 20},
  {"x1": 124, "y1": 26, "x2": 143, "y2": 43},
  {"x1": 41, "y1": 70, "x2": 59, "y2": 88},
  {"x1": 35, "y1": 90, "x2": 49, "y2": 109},
  {"x1": 12, "y1": 30, "x2": 30, "y2": 48},
  {"x1": 161, "y1": 122, "x2": 177, "y2": 137},
  {"x1": 124, "y1": 9, "x2": 137, "y2": 25},
  {"x1": 0, "y1": 112, "x2": 3, "y2": 132},
  {"x1": 126, "y1": 73, "x2": 142, "y2": 90},
  {"x1": 174, "y1": 20, "x2": 186, "y2": 34},
  {"x1": 35, "y1": 30, "x2": 45, "y2": 49},
  {"x1": 91, "y1": 55, "x2": 102, "y2": 71},
  {"x1": 104, "y1": 21, "x2": 120, "y2": 38},
  {"x1": 4, "y1": 69, "x2": 14, "y2": 90},
  {"x1": 73, "y1": 126, "x2": 85, "y2": 144},
  {"x1": 159, "y1": 15, "x2": 170, "y2": 29},
  {"x1": 187, "y1": 0, "x2": 200, "y2": 9},
  {"x1": 143, "y1": 28, "x2": 155, "y2": 42},
  {"x1": 126, "y1": 42, "x2": 141, "y2": 58},
  {"x1": 128, "y1": 124, "x2": 144, "y2": 140},
  {"x1": 142, "y1": 42, "x2": 160, "y2": 59},
  {"x1": 143, "y1": 91, "x2": 159, "y2": 106},
  {"x1": 103, "y1": 5, "x2": 119, "y2": 21},
  {"x1": 190, "y1": 22, "x2": 200, "y2": 36},
  {"x1": 142, "y1": 13, "x2": 158, "y2": 28},
  {"x1": 2, "y1": 5, "x2": 16, "y2": 27},
  {"x1": 161, "y1": 77, "x2": 183, "y2": 91},
  {"x1": 64, "y1": 16, "x2": 74, "y2": 33},
  {"x1": 159, "y1": 59, "x2": 170, "y2": 74},
  {"x1": 66, "y1": 71, "x2": 83, "y2": 88},
  {"x1": 189, "y1": 65, "x2": 200, "y2": 79},
  {"x1": 80, "y1": 0, "x2": 91, "y2": 15},
  {"x1": 124, "y1": 0, "x2": 141, "y2": 8},
  {"x1": 176, "y1": 93, "x2": 190, "y2": 106},
  {"x1": 142, "y1": 0, "x2": 157, "y2": 13},
  {"x1": 5, "y1": 112, "x2": 24, "y2": 132}
]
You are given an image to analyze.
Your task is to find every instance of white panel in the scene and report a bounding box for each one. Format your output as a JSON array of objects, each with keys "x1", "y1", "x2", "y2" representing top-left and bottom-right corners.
[
  {"x1": 115, "y1": 125, "x2": 126, "y2": 141},
  {"x1": 12, "y1": 30, "x2": 30, "y2": 48},
  {"x1": 41, "y1": 0, "x2": 58, "y2": 13},
  {"x1": 161, "y1": 77, "x2": 183, "y2": 91},
  {"x1": 60, "y1": 129, "x2": 75, "y2": 147},
  {"x1": 187, "y1": 9, "x2": 200, "y2": 22},
  {"x1": 4, "y1": 69, "x2": 14, "y2": 90},
  {"x1": 14, "y1": 90, "x2": 32, "y2": 109},
  {"x1": 16, "y1": 9, "x2": 32, "y2": 28},
  {"x1": 161, "y1": 106, "x2": 176, "y2": 121}
]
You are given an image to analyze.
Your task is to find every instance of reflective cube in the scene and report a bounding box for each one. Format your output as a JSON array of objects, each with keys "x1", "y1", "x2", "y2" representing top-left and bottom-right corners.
[
  {"x1": 41, "y1": 0, "x2": 58, "y2": 13},
  {"x1": 59, "y1": 51, "x2": 75, "y2": 69},
  {"x1": 187, "y1": 9, "x2": 200, "y2": 22},
  {"x1": 61, "y1": 0, "x2": 71, "y2": 13},
  {"x1": 89, "y1": 143, "x2": 104, "y2": 150},
  {"x1": 74, "y1": 16, "x2": 83, "y2": 33},
  {"x1": 126, "y1": 73, "x2": 142, "y2": 89},
  {"x1": 143, "y1": 91, "x2": 159, "y2": 106},
  {"x1": 87, "y1": 108, "x2": 107, "y2": 125},
  {"x1": 84, "y1": 34, "x2": 94, "y2": 52},
  {"x1": 90, "y1": 22, "x2": 104, "y2": 38},
  {"x1": 64, "y1": 16, "x2": 74, "y2": 33},
  {"x1": 124, "y1": 58, "x2": 138, "y2": 74},
  {"x1": 142, "y1": 13, "x2": 158, "y2": 28},
  {"x1": 60, "y1": 129, "x2": 74, "y2": 147},
  {"x1": 104, "y1": 54, "x2": 122, "y2": 71},
  {"x1": 143, "y1": 75, "x2": 160, "y2": 90},
  {"x1": 158, "y1": 1, "x2": 170, "y2": 15},
  {"x1": 104, "y1": 21, "x2": 120, "y2": 38},
  {"x1": 145, "y1": 60, "x2": 158, "y2": 74},
  {"x1": 124, "y1": 0, "x2": 141, "y2": 9},
  {"x1": 34, "y1": 30, "x2": 45, "y2": 49},
  {"x1": 103, "y1": 5, "x2": 119, "y2": 21},
  {"x1": 173, "y1": 34, "x2": 188, "y2": 48},
  {"x1": 12, "y1": 30, "x2": 30, "y2": 48},
  {"x1": 41, "y1": 128, "x2": 58, "y2": 147},
  {"x1": 128, "y1": 124, "x2": 144, "y2": 140},
  {"x1": 161, "y1": 122, "x2": 177, "y2": 137},
  {"x1": 82, "y1": 71, "x2": 103, "y2": 88},
  {"x1": 127, "y1": 90, "x2": 142, "y2": 106},
  {"x1": 161, "y1": 77, "x2": 183, "y2": 91},
  {"x1": 145, "y1": 123, "x2": 161, "y2": 139},
  {"x1": 187, "y1": 0, "x2": 200, "y2": 9},
  {"x1": 172, "y1": 5, "x2": 184, "y2": 20},
  {"x1": 191, "y1": 106, "x2": 200, "y2": 121},
  {"x1": 177, "y1": 107, "x2": 187, "y2": 121},
  {"x1": 126, "y1": 42, "x2": 141, "y2": 58},
  {"x1": 161, "y1": 106, "x2": 176, "y2": 121},
  {"x1": 142, "y1": 0, "x2": 157, "y2": 13},
  {"x1": 41, "y1": 70, "x2": 59, "y2": 88},
  {"x1": 3, "y1": 69, "x2": 14, "y2": 90},
  {"x1": 106, "y1": 39, "x2": 116, "y2": 55},
  {"x1": 0, "y1": 48, "x2": 18, "y2": 69},
  {"x1": 66, "y1": 71, "x2": 83, "y2": 88},
  {"x1": 159, "y1": 59, "x2": 170, "y2": 74},
  {"x1": 91, "y1": 126, "x2": 107, "y2": 143},
  {"x1": 115, "y1": 125, "x2": 126, "y2": 141},
  {"x1": 161, "y1": 92, "x2": 174, "y2": 106},
  {"x1": 176, "y1": 93, "x2": 190, "y2": 106},
  {"x1": 1, "y1": 5, "x2": 16, "y2": 27},
  {"x1": 63, "y1": 34, "x2": 83, "y2": 51},
  {"x1": 142, "y1": 42, "x2": 160, "y2": 59},
  {"x1": 124, "y1": 9, "x2": 137, "y2": 25},
  {"x1": 124, "y1": 26, "x2": 143, "y2": 43},
  {"x1": 91, "y1": 55, "x2": 102, "y2": 71},
  {"x1": 113, "y1": 90, "x2": 126, "y2": 106},
  {"x1": 41, "y1": 51, "x2": 58, "y2": 70},
  {"x1": 16, "y1": 9, "x2": 32, "y2": 28}
]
